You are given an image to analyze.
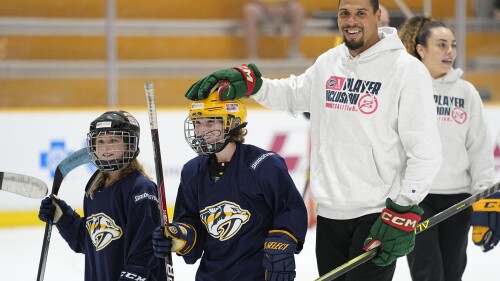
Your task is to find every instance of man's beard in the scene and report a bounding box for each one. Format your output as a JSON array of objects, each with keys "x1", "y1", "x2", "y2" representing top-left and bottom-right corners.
[{"x1": 343, "y1": 36, "x2": 364, "y2": 52}]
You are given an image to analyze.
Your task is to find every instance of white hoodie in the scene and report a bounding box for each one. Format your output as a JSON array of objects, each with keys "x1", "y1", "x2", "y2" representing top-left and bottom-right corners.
[
  {"x1": 253, "y1": 27, "x2": 442, "y2": 219},
  {"x1": 431, "y1": 68, "x2": 494, "y2": 194}
]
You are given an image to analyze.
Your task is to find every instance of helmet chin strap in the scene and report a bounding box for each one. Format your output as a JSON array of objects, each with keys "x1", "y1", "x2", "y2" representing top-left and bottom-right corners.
[{"x1": 213, "y1": 122, "x2": 248, "y2": 154}]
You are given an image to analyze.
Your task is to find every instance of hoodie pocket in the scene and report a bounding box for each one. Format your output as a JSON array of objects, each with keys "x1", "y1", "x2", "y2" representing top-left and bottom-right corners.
[{"x1": 316, "y1": 142, "x2": 386, "y2": 191}]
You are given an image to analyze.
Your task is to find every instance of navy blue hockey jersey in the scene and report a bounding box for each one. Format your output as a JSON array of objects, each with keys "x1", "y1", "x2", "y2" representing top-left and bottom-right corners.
[
  {"x1": 56, "y1": 170, "x2": 166, "y2": 281},
  {"x1": 174, "y1": 143, "x2": 308, "y2": 281}
]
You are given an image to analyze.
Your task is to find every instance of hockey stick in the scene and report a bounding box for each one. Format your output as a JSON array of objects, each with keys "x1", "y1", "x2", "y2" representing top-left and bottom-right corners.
[
  {"x1": 315, "y1": 180, "x2": 500, "y2": 281},
  {"x1": 36, "y1": 148, "x2": 91, "y2": 281},
  {"x1": 0, "y1": 172, "x2": 48, "y2": 199},
  {"x1": 144, "y1": 82, "x2": 175, "y2": 281}
]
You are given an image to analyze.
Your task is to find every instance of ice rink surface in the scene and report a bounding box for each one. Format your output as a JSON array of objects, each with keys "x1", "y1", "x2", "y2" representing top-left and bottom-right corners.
[{"x1": 1, "y1": 227, "x2": 499, "y2": 280}]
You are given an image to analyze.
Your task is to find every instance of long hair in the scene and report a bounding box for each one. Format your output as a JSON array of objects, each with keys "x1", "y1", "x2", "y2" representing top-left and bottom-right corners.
[
  {"x1": 86, "y1": 159, "x2": 150, "y2": 199},
  {"x1": 399, "y1": 16, "x2": 448, "y2": 60},
  {"x1": 229, "y1": 127, "x2": 247, "y2": 144}
]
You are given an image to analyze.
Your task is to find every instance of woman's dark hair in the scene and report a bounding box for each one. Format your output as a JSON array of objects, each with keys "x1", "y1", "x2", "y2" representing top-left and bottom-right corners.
[{"x1": 399, "y1": 16, "x2": 448, "y2": 60}]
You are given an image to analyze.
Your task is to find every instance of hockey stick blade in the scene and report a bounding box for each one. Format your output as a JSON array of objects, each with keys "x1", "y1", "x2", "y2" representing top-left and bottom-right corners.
[
  {"x1": 315, "y1": 180, "x2": 500, "y2": 281},
  {"x1": 0, "y1": 172, "x2": 48, "y2": 199},
  {"x1": 37, "y1": 147, "x2": 91, "y2": 281}
]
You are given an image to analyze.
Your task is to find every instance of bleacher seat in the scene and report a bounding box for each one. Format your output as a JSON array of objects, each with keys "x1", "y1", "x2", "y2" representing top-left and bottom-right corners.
[{"x1": 0, "y1": 0, "x2": 499, "y2": 107}]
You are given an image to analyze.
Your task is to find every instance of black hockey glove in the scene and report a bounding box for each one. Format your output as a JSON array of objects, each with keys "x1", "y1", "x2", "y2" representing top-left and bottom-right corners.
[
  {"x1": 263, "y1": 230, "x2": 298, "y2": 281},
  {"x1": 38, "y1": 194, "x2": 72, "y2": 224}
]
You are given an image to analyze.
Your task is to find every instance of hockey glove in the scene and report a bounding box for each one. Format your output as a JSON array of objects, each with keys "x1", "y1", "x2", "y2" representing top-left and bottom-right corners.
[
  {"x1": 471, "y1": 191, "x2": 500, "y2": 252},
  {"x1": 152, "y1": 223, "x2": 196, "y2": 257},
  {"x1": 184, "y1": 63, "x2": 263, "y2": 101},
  {"x1": 263, "y1": 230, "x2": 298, "y2": 281},
  {"x1": 38, "y1": 194, "x2": 72, "y2": 224},
  {"x1": 363, "y1": 198, "x2": 423, "y2": 266}
]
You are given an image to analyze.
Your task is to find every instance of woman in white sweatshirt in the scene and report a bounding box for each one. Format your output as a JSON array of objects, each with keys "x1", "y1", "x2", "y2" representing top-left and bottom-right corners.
[{"x1": 399, "y1": 16, "x2": 495, "y2": 281}]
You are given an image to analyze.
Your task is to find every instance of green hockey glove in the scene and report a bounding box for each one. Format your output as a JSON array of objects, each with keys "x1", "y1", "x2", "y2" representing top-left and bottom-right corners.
[
  {"x1": 363, "y1": 198, "x2": 423, "y2": 266},
  {"x1": 184, "y1": 63, "x2": 263, "y2": 101}
]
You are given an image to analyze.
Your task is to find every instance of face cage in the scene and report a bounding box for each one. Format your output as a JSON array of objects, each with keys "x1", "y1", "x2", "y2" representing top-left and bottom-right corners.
[
  {"x1": 86, "y1": 130, "x2": 139, "y2": 172},
  {"x1": 184, "y1": 116, "x2": 234, "y2": 156}
]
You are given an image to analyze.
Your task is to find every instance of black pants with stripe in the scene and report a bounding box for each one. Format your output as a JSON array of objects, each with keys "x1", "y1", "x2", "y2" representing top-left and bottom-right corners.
[
  {"x1": 316, "y1": 214, "x2": 396, "y2": 281},
  {"x1": 407, "y1": 193, "x2": 472, "y2": 281}
]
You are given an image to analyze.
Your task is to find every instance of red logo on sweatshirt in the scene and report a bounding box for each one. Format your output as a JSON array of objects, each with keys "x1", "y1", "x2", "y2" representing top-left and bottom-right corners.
[
  {"x1": 452, "y1": 108, "x2": 467, "y2": 124},
  {"x1": 357, "y1": 94, "x2": 378, "y2": 114}
]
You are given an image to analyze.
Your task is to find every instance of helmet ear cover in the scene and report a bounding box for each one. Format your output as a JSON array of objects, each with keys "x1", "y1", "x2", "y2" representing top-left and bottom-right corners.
[
  {"x1": 184, "y1": 91, "x2": 247, "y2": 156},
  {"x1": 87, "y1": 110, "x2": 140, "y2": 171}
]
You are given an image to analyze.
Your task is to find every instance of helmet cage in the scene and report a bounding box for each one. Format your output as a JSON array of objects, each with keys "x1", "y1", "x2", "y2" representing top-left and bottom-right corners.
[
  {"x1": 184, "y1": 114, "x2": 242, "y2": 156},
  {"x1": 87, "y1": 130, "x2": 139, "y2": 172}
]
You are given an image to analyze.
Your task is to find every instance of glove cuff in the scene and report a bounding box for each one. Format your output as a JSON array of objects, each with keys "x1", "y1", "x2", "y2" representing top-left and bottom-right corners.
[
  {"x1": 166, "y1": 223, "x2": 197, "y2": 256},
  {"x1": 231, "y1": 64, "x2": 262, "y2": 97},
  {"x1": 268, "y1": 229, "x2": 298, "y2": 244},
  {"x1": 265, "y1": 230, "x2": 298, "y2": 254},
  {"x1": 472, "y1": 198, "x2": 500, "y2": 212}
]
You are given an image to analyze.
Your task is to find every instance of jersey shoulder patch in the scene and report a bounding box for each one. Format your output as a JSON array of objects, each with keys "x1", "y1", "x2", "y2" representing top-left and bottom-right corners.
[{"x1": 249, "y1": 152, "x2": 276, "y2": 171}]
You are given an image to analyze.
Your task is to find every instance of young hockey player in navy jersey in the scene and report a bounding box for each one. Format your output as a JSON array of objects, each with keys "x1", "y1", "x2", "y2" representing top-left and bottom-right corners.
[
  {"x1": 151, "y1": 91, "x2": 308, "y2": 281},
  {"x1": 399, "y1": 16, "x2": 498, "y2": 281},
  {"x1": 38, "y1": 110, "x2": 166, "y2": 281}
]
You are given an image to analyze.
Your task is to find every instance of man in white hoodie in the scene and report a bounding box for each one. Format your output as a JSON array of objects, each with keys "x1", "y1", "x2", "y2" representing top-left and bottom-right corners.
[{"x1": 184, "y1": 0, "x2": 442, "y2": 280}]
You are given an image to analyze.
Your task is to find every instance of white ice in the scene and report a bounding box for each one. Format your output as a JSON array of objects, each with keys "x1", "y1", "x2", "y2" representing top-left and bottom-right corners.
[{"x1": 1, "y1": 227, "x2": 498, "y2": 280}]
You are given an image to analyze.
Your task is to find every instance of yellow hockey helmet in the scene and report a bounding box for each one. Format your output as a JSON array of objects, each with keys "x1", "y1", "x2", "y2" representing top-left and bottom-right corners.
[{"x1": 184, "y1": 91, "x2": 247, "y2": 155}]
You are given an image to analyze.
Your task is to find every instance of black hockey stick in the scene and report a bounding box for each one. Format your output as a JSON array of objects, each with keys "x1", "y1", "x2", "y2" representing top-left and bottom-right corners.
[
  {"x1": 0, "y1": 172, "x2": 48, "y2": 199},
  {"x1": 36, "y1": 148, "x2": 91, "y2": 281},
  {"x1": 144, "y1": 82, "x2": 175, "y2": 281},
  {"x1": 315, "y1": 180, "x2": 500, "y2": 281}
]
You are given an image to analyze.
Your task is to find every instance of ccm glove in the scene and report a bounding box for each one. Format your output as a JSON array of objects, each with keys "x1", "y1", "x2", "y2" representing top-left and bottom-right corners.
[
  {"x1": 471, "y1": 191, "x2": 500, "y2": 252},
  {"x1": 38, "y1": 194, "x2": 72, "y2": 224},
  {"x1": 263, "y1": 230, "x2": 298, "y2": 281},
  {"x1": 152, "y1": 223, "x2": 196, "y2": 258},
  {"x1": 363, "y1": 198, "x2": 423, "y2": 266},
  {"x1": 184, "y1": 63, "x2": 263, "y2": 101}
]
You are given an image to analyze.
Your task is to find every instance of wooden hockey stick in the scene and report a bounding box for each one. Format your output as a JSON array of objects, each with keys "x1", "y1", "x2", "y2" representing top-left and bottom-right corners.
[
  {"x1": 0, "y1": 172, "x2": 48, "y2": 199},
  {"x1": 144, "y1": 82, "x2": 175, "y2": 281},
  {"x1": 36, "y1": 148, "x2": 91, "y2": 281},
  {"x1": 315, "y1": 180, "x2": 500, "y2": 281}
]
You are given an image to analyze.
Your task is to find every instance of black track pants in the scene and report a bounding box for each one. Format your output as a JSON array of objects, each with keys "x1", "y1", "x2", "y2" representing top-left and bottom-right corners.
[
  {"x1": 407, "y1": 193, "x2": 471, "y2": 281},
  {"x1": 316, "y1": 214, "x2": 396, "y2": 281}
]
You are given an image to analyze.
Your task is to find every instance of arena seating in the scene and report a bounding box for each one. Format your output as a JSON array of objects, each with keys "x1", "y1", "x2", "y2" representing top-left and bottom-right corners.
[{"x1": 0, "y1": 0, "x2": 498, "y2": 107}]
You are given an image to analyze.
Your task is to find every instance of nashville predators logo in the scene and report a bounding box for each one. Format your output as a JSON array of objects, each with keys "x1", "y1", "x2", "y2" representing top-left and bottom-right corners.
[
  {"x1": 85, "y1": 213, "x2": 123, "y2": 251},
  {"x1": 200, "y1": 201, "x2": 250, "y2": 241}
]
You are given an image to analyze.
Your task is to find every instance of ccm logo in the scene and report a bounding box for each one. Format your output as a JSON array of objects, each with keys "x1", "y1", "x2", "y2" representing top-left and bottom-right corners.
[
  {"x1": 381, "y1": 208, "x2": 421, "y2": 232},
  {"x1": 120, "y1": 271, "x2": 146, "y2": 281},
  {"x1": 239, "y1": 65, "x2": 254, "y2": 82},
  {"x1": 484, "y1": 202, "x2": 500, "y2": 208}
]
